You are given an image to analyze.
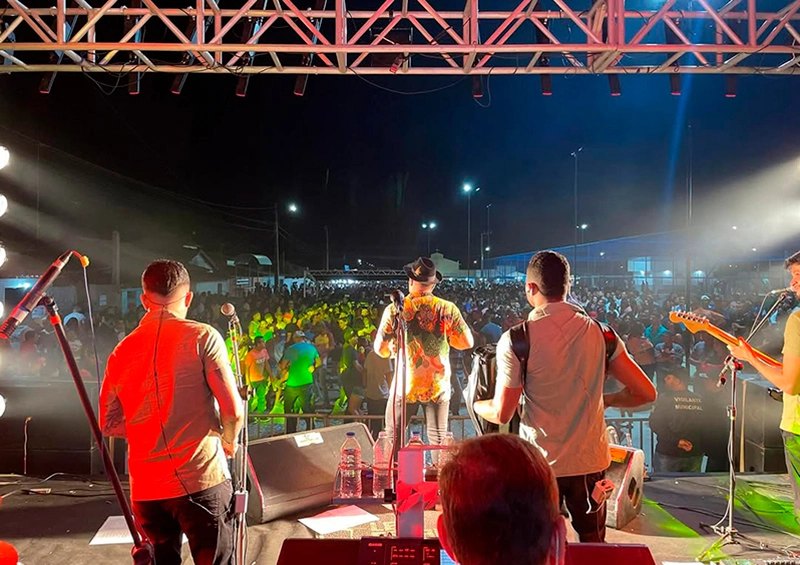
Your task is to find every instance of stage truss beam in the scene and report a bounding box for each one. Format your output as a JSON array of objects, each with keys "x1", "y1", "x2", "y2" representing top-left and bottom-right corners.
[{"x1": 0, "y1": 0, "x2": 799, "y2": 75}]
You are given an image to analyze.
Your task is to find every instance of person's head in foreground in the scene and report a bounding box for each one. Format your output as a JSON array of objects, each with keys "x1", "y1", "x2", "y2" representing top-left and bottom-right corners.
[{"x1": 437, "y1": 434, "x2": 567, "y2": 565}]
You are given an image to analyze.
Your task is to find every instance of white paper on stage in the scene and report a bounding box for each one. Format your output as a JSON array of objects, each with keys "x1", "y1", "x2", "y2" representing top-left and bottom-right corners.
[
  {"x1": 298, "y1": 506, "x2": 379, "y2": 535},
  {"x1": 90, "y1": 516, "x2": 187, "y2": 546}
]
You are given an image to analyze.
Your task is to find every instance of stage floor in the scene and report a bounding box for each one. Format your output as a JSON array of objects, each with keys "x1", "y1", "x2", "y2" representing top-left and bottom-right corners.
[{"x1": 2, "y1": 473, "x2": 800, "y2": 564}]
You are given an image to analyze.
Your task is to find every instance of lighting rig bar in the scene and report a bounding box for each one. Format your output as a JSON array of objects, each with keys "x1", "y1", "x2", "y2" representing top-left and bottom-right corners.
[{"x1": 1, "y1": 0, "x2": 799, "y2": 81}]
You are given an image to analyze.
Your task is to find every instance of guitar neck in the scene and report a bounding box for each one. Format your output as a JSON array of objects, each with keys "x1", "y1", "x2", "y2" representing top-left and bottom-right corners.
[{"x1": 705, "y1": 326, "x2": 781, "y2": 368}]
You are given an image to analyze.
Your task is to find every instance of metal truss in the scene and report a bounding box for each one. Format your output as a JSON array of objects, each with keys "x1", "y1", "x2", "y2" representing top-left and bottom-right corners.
[{"x1": 1, "y1": 0, "x2": 800, "y2": 78}]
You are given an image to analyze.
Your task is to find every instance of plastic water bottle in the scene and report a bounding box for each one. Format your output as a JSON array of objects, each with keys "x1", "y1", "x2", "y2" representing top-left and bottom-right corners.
[
  {"x1": 339, "y1": 431, "x2": 362, "y2": 498},
  {"x1": 408, "y1": 430, "x2": 425, "y2": 446},
  {"x1": 439, "y1": 431, "x2": 456, "y2": 466},
  {"x1": 372, "y1": 430, "x2": 393, "y2": 498}
]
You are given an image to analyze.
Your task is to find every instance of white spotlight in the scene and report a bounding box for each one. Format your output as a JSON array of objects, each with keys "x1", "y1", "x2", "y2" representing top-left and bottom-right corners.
[
  {"x1": 0, "y1": 195, "x2": 7, "y2": 218},
  {"x1": 0, "y1": 394, "x2": 5, "y2": 418},
  {"x1": 0, "y1": 246, "x2": 7, "y2": 267},
  {"x1": 0, "y1": 146, "x2": 8, "y2": 171}
]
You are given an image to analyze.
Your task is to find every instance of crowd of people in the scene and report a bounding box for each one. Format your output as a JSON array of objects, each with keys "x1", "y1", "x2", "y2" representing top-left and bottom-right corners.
[{"x1": 3, "y1": 273, "x2": 796, "y2": 465}]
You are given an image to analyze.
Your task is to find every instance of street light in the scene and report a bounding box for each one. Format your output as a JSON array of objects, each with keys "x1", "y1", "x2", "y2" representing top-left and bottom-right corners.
[
  {"x1": 571, "y1": 147, "x2": 583, "y2": 280},
  {"x1": 463, "y1": 184, "x2": 481, "y2": 281},
  {"x1": 0, "y1": 146, "x2": 9, "y2": 170},
  {"x1": 274, "y1": 202, "x2": 300, "y2": 288},
  {"x1": 421, "y1": 221, "x2": 437, "y2": 254}
]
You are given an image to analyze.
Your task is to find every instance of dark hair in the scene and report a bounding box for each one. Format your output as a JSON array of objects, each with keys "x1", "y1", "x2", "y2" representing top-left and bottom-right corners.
[
  {"x1": 141, "y1": 260, "x2": 190, "y2": 297},
  {"x1": 664, "y1": 365, "x2": 689, "y2": 382},
  {"x1": 526, "y1": 251, "x2": 570, "y2": 299},
  {"x1": 785, "y1": 250, "x2": 800, "y2": 270},
  {"x1": 439, "y1": 435, "x2": 559, "y2": 565},
  {"x1": 254, "y1": 336, "x2": 265, "y2": 344}
]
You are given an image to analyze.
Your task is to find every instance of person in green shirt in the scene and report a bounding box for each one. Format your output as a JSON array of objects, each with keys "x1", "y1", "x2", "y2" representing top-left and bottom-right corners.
[
  {"x1": 729, "y1": 250, "x2": 800, "y2": 521},
  {"x1": 278, "y1": 331, "x2": 321, "y2": 434}
]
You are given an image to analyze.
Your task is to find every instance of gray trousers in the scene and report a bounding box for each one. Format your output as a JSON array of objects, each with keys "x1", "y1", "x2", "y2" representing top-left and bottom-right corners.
[{"x1": 385, "y1": 392, "x2": 450, "y2": 465}]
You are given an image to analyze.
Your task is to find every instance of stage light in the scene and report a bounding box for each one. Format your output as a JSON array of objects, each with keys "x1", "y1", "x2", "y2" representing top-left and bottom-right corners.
[
  {"x1": 429, "y1": 222, "x2": 436, "y2": 229},
  {"x1": 422, "y1": 223, "x2": 428, "y2": 228},
  {"x1": 664, "y1": 270, "x2": 671, "y2": 275},
  {"x1": 485, "y1": 246, "x2": 490, "y2": 252},
  {"x1": 472, "y1": 76, "x2": 483, "y2": 99},
  {"x1": 288, "y1": 203, "x2": 298, "y2": 213},
  {"x1": 463, "y1": 184, "x2": 472, "y2": 193},
  {"x1": 0, "y1": 246, "x2": 6, "y2": 267},
  {"x1": 540, "y1": 74, "x2": 552, "y2": 96},
  {"x1": 670, "y1": 74, "x2": 681, "y2": 96},
  {"x1": 752, "y1": 247, "x2": 757, "y2": 252},
  {"x1": 0, "y1": 195, "x2": 7, "y2": 218},
  {"x1": 608, "y1": 75, "x2": 621, "y2": 96},
  {"x1": 0, "y1": 393, "x2": 5, "y2": 418},
  {"x1": 0, "y1": 146, "x2": 9, "y2": 170},
  {"x1": 600, "y1": 251, "x2": 605, "y2": 257},
  {"x1": 725, "y1": 75, "x2": 737, "y2": 98},
  {"x1": 732, "y1": 225, "x2": 738, "y2": 230}
]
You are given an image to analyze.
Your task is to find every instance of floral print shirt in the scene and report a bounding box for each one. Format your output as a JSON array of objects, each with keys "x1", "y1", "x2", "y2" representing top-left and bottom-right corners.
[{"x1": 375, "y1": 292, "x2": 474, "y2": 403}]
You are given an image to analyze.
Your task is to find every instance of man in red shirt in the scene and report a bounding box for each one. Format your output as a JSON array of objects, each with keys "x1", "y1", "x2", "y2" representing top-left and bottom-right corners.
[{"x1": 100, "y1": 260, "x2": 243, "y2": 565}]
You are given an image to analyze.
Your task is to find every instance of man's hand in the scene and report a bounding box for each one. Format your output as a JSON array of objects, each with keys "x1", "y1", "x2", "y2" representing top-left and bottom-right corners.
[
  {"x1": 728, "y1": 337, "x2": 756, "y2": 365},
  {"x1": 677, "y1": 439, "x2": 693, "y2": 452},
  {"x1": 222, "y1": 438, "x2": 239, "y2": 458}
]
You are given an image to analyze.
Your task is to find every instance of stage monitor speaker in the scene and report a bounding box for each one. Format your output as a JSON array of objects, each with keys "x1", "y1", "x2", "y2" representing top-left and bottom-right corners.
[
  {"x1": 276, "y1": 539, "x2": 658, "y2": 565},
  {"x1": 0, "y1": 378, "x2": 103, "y2": 476},
  {"x1": 739, "y1": 379, "x2": 786, "y2": 473},
  {"x1": 605, "y1": 445, "x2": 645, "y2": 530},
  {"x1": 247, "y1": 422, "x2": 374, "y2": 524}
]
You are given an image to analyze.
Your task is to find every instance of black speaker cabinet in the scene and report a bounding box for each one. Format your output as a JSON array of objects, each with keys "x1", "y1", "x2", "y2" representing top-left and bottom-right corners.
[
  {"x1": 0, "y1": 378, "x2": 103, "y2": 476},
  {"x1": 246, "y1": 422, "x2": 374, "y2": 524},
  {"x1": 739, "y1": 379, "x2": 786, "y2": 473}
]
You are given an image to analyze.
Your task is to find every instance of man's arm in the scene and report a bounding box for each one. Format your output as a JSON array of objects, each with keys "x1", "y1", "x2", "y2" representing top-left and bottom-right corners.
[
  {"x1": 448, "y1": 306, "x2": 475, "y2": 351},
  {"x1": 203, "y1": 331, "x2": 245, "y2": 449},
  {"x1": 473, "y1": 331, "x2": 523, "y2": 425},
  {"x1": 374, "y1": 305, "x2": 395, "y2": 358},
  {"x1": 729, "y1": 328, "x2": 800, "y2": 395},
  {"x1": 278, "y1": 359, "x2": 290, "y2": 384},
  {"x1": 99, "y1": 356, "x2": 126, "y2": 438},
  {"x1": 605, "y1": 342, "x2": 658, "y2": 408}
]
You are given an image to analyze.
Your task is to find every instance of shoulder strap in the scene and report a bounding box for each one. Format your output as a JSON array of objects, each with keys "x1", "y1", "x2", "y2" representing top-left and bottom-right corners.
[
  {"x1": 508, "y1": 321, "x2": 530, "y2": 385},
  {"x1": 593, "y1": 319, "x2": 618, "y2": 365}
]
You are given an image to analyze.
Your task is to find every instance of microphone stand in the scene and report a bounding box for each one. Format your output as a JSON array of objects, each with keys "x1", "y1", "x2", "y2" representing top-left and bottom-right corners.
[
  {"x1": 226, "y1": 311, "x2": 249, "y2": 565},
  {"x1": 40, "y1": 296, "x2": 154, "y2": 565},
  {"x1": 698, "y1": 292, "x2": 791, "y2": 561}
]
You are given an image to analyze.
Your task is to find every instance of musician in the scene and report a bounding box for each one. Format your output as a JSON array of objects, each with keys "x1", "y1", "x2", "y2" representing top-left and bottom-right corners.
[
  {"x1": 99, "y1": 260, "x2": 243, "y2": 565},
  {"x1": 473, "y1": 250, "x2": 656, "y2": 542},
  {"x1": 375, "y1": 257, "x2": 474, "y2": 462},
  {"x1": 729, "y1": 251, "x2": 800, "y2": 521}
]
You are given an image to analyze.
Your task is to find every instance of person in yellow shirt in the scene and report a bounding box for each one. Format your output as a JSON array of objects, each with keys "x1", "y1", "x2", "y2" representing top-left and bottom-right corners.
[
  {"x1": 730, "y1": 250, "x2": 800, "y2": 522},
  {"x1": 245, "y1": 336, "x2": 273, "y2": 414}
]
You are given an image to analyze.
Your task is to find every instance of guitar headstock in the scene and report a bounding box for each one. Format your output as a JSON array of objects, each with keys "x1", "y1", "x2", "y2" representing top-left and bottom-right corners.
[{"x1": 669, "y1": 311, "x2": 711, "y2": 335}]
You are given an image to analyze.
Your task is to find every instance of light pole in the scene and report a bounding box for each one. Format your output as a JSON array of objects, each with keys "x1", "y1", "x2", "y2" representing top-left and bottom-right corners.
[
  {"x1": 274, "y1": 202, "x2": 299, "y2": 289},
  {"x1": 421, "y1": 222, "x2": 437, "y2": 255},
  {"x1": 571, "y1": 147, "x2": 582, "y2": 280},
  {"x1": 463, "y1": 184, "x2": 480, "y2": 281}
]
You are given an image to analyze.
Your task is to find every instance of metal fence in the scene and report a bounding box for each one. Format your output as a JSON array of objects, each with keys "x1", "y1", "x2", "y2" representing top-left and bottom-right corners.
[{"x1": 247, "y1": 413, "x2": 656, "y2": 468}]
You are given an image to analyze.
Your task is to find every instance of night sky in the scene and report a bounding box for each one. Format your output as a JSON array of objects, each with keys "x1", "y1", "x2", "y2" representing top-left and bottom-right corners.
[{"x1": 0, "y1": 70, "x2": 799, "y2": 270}]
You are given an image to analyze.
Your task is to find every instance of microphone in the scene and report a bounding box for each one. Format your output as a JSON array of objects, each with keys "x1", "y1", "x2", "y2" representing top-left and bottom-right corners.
[
  {"x1": 388, "y1": 290, "x2": 405, "y2": 313},
  {"x1": 0, "y1": 250, "x2": 75, "y2": 339},
  {"x1": 769, "y1": 287, "x2": 793, "y2": 295},
  {"x1": 221, "y1": 303, "x2": 236, "y2": 317},
  {"x1": 717, "y1": 355, "x2": 732, "y2": 388}
]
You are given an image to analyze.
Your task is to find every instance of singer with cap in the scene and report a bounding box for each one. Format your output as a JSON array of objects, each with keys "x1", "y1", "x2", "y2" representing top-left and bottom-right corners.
[
  {"x1": 99, "y1": 259, "x2": 243, "y2": 565},
  {"x1": 729, "y1": 249, "x2": 800, "y2": 523},
  {"x1": 374, "y1": 257, "x2": 474, "y2": 463}
]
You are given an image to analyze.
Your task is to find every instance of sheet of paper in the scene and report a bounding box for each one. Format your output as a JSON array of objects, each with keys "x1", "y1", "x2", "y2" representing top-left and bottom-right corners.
[
  {"x1": 90, "y1": 516, "x2": 187, "y2": 546},
  {"x1": 298, "y1": 505, "x2": 379, "y2": 535}
]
